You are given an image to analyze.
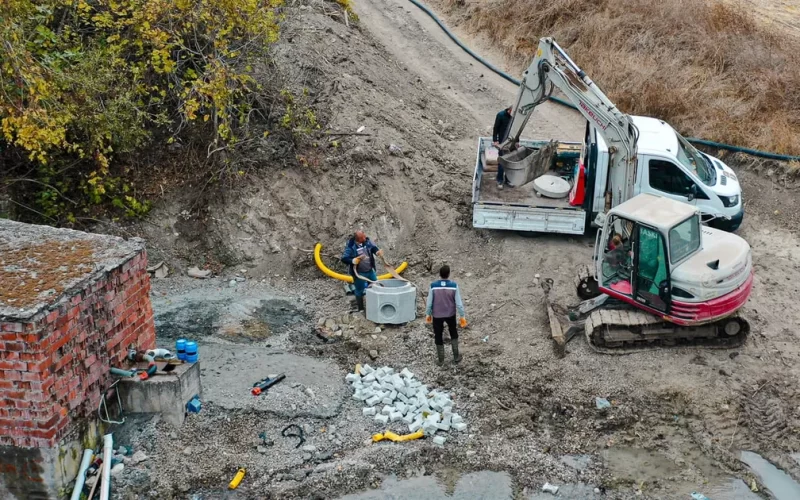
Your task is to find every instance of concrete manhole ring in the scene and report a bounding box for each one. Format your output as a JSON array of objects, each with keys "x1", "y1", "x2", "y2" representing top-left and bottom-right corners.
[{"x1": 533, "y1": 174, "x2": 571, "y2": 198}]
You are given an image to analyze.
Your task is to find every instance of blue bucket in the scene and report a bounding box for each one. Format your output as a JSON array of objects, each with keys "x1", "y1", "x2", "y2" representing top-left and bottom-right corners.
[
  {"x1": 176, "y1": 339, "x2": 187, "y2": 361},
  {"x1": 185, "y1": 341, "x2": 198, "y2": 363}
]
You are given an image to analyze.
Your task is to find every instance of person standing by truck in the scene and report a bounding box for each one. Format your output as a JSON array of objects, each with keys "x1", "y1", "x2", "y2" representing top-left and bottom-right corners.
[
  {"x1": 341, "y1": 230, "x2": 383, "y2": 313},
  {"x1": 492, "y1": 106, "x2": 513, "y2": 189},
  {"x1": 425, "y1": 265, "x2": 467, "y2": 366}
]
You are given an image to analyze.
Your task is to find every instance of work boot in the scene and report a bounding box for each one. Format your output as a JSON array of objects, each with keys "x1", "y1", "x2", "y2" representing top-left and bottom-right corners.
[
  {"x1": 355, "y1": 295, "x2": 365, "y2": 312},
  {"x1": 436, "y1": 345, "x2": 445, "y2": 366},
  {"x1": 451, "y1": 339, "x2": 462, "y2": 364},
  {"x1": 496, "y1": 182, "x2": 504, "y2": 190}
]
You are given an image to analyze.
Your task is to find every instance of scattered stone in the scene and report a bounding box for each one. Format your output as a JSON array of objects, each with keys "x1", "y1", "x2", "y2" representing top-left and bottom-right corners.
[
  {"x1": 110, "y1": 463, "x2": 125, "y2": 478},
  {"x1": 542, "y1": 483, "x2": 559, "y2": 494},
  {"x1": 719, "y1": 368, "x2": 731, "y2": 377},
  {"x1": 187, "y1": 267, "x2": 212, "y2": 279},
  {"x1": 178, "y1": 483, "x2": 191, "y2": 493},
  {"x1": 432, "y1": 435, "x2": 446, "y2": 447},
  {"x1": 131, "y1": 451, "x2": 148, "y2": 464},
  {"x1": 316, "y1": 451, "x2": 334, "y2": 461},
  {"x1": 466, "y1": 450, "x2": 477, "y2": 458},
  {"x1": 170, "y1": 432, "x2": 178, "y2": 440},
  {"x1": 303, "y1": 453, "x2": 313, "y2": 461},
  {"x1": 229, "y1": 280, "x2": 237, "y2": 287},
  {"x1": 374, "y1": 327, "x2": 382, "y2": 334},
  {"x1": 595, "y1": 397, "x2": 611, "y2": 410},
  {"x1": 182, "y1": 447, "x2": 192, "y2": 456},
  {"x1": 369, "y1": 350, "x2": 379, "y2": 360},
  {"x1": 302, "y1": 445, "x2": 317, "y2": 453},
  {"x1": 257, "y1": 446, "x2": 268, "y2": 454},
  {"x1": 388, "y1": 144, "x2": 404, "y2": 157}
]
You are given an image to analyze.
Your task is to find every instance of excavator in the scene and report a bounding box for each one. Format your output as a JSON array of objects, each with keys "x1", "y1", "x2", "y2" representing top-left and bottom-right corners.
[{"x1": 498, "y1": 37, "x2": 753, "y2": 351}]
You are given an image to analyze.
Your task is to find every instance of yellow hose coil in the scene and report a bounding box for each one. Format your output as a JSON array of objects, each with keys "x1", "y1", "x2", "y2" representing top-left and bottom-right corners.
[{"x1": 314, "y1": 243, "x2": 407, "y2": 283}]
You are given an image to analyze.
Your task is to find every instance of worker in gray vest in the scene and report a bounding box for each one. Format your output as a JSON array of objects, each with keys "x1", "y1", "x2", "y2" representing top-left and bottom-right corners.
[{"x1": 425, "y1": 265, "x2": 467, "y2": 365}]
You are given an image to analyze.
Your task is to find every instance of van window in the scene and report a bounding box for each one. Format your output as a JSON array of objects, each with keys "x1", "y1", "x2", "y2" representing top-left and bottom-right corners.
[
  {"x1": 648, "y1": 160, "x2": 707, "y2": 199},
  {"x1": 669, "y1": 216, "x2": 701, "y2": 263}
]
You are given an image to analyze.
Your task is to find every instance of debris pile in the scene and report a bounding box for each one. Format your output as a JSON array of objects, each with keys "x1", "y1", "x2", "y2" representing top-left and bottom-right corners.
[{"x1": 346, "y1": 364, "x2": 467, "y2": 444}]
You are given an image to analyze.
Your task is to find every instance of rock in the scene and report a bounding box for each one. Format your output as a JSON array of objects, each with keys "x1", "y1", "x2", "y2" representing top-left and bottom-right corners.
[
  {"x1": 235, "y1": 276, "x2": 246, "y2": 282},
  {"x1": 324, "y1": 318, "x2": 337, "y2": 330},
  {"x1": 305, "y1": 387, "x2": 316, "y2": 399},
  {"x1": 229, "y1": 280, "x2": 237, "y2": 287},
  {"x1": 369, "y1": 349, "x2": 378, "y2": 360},
  {"x1": 466, "y1": 450, "x2": 477, "y2": 458},
  {"x1": 257, "y1": 446, "x2": 268, "y2": 454},
  {"x1": 293, "y1": 470, "x2": 309, "y2": 482},
  {"x1": 374, "y1": 327, "x2": 382, "y2": 334},
  {"x1": 179, "y1": 482, "x2": 191, "y2": 493},
  {"x1": 131, "y1": 451, "x2": 148, "y2": 464},
  {"x1": 719, "y1": 368, "x2": 731, "y2": 377},
  {"x1": 170, "y1": 432, "x2": 178, "y2": 440},
  {"x1": 388, "y1": 144, "x2": 404, "y2": 157},
  {"x1": 316, "y1": 451, "x2": 334, "y2": 461},
  {"x1": 302, "y1": 445, "x2": 317, "y2": 452},
  {"x1": 182, "y1": 447, "x2": 192, "y2": 456},
  {"x1": 110, "y1": 463, "x2": 125, "y2": 478},
  {"x1": 303, "y1": 453, "x2": 313, "y2": 461},
  {"x1": 187, "y1": 267, "x2": 212, "y2": 279},
  {"x1": 85, "y1": 475, "x2": 98, "y2": 488}
]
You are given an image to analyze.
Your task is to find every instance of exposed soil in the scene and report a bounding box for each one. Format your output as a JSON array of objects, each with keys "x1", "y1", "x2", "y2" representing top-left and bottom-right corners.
[{"x1": 109, "y1": 0, "x2": 800, "y2": 498}]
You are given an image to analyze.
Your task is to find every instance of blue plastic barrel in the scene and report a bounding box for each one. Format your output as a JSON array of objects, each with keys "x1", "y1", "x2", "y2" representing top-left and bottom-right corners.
[
  {"x1": 185, "y1": 341, "x2": 198, "y2": 363},
  {"x1": 176, "y1": 339, "x2": 187, "y2": 361}
]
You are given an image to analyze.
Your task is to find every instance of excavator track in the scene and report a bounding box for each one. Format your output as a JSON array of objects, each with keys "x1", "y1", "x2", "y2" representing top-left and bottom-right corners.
[{"x1": 584, "y1": 305, "x2": 749, "y2": 355}]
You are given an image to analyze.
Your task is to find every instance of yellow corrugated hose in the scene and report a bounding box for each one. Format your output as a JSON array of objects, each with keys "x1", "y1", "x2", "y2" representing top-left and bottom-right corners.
[{"x1": 314, "y1": 243, "x2": 407, "y2": 283}]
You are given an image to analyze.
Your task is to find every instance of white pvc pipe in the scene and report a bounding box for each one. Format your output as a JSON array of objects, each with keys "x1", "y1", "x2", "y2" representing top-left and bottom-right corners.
[
  {"x1": 70, "y1": 449, "x2": 94, "y2": 500},
  {"x1": 99, "y1": 434, "x2": 113, "y2": 500}
]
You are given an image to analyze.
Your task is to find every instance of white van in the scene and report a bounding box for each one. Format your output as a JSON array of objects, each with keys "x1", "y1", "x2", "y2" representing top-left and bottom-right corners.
[{"x1": 471, "y1": 117, "x2": 744, "y2": 235}]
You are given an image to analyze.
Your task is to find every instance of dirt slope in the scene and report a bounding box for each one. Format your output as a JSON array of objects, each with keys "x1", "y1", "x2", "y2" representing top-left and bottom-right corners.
[{"x1": 125, "y1": 0, "x2": 800, "y2": 497}]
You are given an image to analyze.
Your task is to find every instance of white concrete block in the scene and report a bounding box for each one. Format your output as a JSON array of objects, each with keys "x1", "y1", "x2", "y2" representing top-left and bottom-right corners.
[
  {"x1": 384, "y1": 367, "x2": 395, "y2": 375},
  {"x1": 422, "y1": 421, "x2": 439, "y2": 435},
  {"x1": 382, "y1": 397, "x2": 393, "y2": 406},
  {"x1": 452, "y1": 422, "x2": 467, "y2": 432},
  {"x1": 409, "y1": 420, "x2": 423, "y2": 433},
  {"x1": 361, "y1": 364, "x2": 374, "y2": 374},
  {"x1": 402, "y1": 413, "x2": 414, "y2": 425},
  {"x1": 390, "y1": 411, "x2": 403, "y2": 422},
  {"x1": 375, "y1": 414, "x2": 389, "y2": 424},
  {"x1": 441, "y1": 414, "x2": 452, "y2": 426},
  {"x1": 363, "y1": 407, "x2": 377, "y2": 416},
  {"x1": 426, "y1": 412, "x2": 441, "y2": 423},
  {"x1": 441, "y1": 399, "x2": 453, "y2": 409},
  {"x1": 432, "y1": 436, "x2": 446, "y2": 447},
  {"x1": 409, "y1": 380, "x2": 421, "y2": 388},
  {"x1": 394, "y1": 402, "x2": 407, "y2": 414},
  {"x1": 451, "y1": 414, "x2": 463, "y2": 424},
  {"x1": 345, "y1": 373, "x2": 360, "y2": 383},
  {"x1": 418, "y1": 385, "x2": 428, "y2": 394},
  {"x1": 352, "y1": 391, "x2": 363, "y2": 401},
  {"x1": 400, "y1": 368, "x2": 414, "y2": 379},
  {"x1": 366, "y1": 395, "x2": 381, "y2": 407},
  {"x1": 381, "y1": 405, "x2": 393, "y2": 415},
  {"x1": 357, "y1": 391, "x2": 371, "y2": 401},
  {"x1": 389, "y1": 390, "x2": 397, "y2": 401},
  {"x1": 397, "y1": 393, "x2": 409, "y2": 403},
  {"x1": 363, "y1": 373, "x2": 376, "y2": 383},
  {"x1": 374, "y1": 368, "x2": 386, "y2": 378},
  {"x1": 430, "y1": 400, "x2": 442, "y2": 412},
  {"x1": 437, "y1": 422, "x2": 451, "y2": 432}
]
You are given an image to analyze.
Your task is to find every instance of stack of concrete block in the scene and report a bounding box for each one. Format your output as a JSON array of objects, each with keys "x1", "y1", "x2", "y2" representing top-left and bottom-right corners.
[{"x1": 346, "y1": 364, "x2": 467, "y2": 441}]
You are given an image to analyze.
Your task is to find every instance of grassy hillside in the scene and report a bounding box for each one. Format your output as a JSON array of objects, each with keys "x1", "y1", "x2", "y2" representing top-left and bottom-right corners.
[{"x1": 440, "y1": 0, "x2": 800, "y2": 156}]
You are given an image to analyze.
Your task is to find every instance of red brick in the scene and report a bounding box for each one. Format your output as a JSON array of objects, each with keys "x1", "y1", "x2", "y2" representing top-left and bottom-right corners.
[
  {"x1": 21, "y1": 371, "x2": 41, "y2": 382},
  {"x1": 2, "y1": 351, "x2": 20, "y2": 360},
  {"x1": 26, "y1": 356, "x2": 53, "y2": 373},
  {"x1": 0, "y1": 380, "x2": 13, "y2": 390},
  {"x1": 4, "y1": 371, "x2": 21, "y2": 381},
  {"x1": 0, "y1": 360, "x2": 26, "y2": 371},
  {"x1": 45, "y1": 310, "x2": 59, "y2": 323},
  {"x1": 4, "y1": 342, "x2": 25, "y2": 352},
  {"x1": 83, "y1": 354, "x2": 97, "y2": 368}
]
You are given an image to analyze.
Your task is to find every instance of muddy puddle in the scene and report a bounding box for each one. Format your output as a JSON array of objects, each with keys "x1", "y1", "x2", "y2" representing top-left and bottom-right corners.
[
  {"x1": 602, "y1": 447, "x2": 760, "y2": 498},
  {"x1": 740, "y1": 451, "x2": 800, "y2": 500},
  {"x1": 153, "y1": 287, "x2": 307, "y2": 343}
]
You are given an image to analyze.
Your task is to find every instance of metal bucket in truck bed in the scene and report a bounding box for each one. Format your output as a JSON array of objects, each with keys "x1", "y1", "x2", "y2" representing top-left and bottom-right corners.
[{"x1": 499, "y1": 141, "x2": 558, "y2": 187}]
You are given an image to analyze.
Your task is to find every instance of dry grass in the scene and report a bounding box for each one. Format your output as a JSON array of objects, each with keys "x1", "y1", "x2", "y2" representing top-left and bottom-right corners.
[{"x1": 440, "y1": 0, "x2": 800, "y2": 155}]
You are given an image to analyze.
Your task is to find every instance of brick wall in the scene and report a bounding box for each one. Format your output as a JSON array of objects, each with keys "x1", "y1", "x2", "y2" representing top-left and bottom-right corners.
[{"x1": 0, "y1": 249, "x2": 155, "y2": 450}]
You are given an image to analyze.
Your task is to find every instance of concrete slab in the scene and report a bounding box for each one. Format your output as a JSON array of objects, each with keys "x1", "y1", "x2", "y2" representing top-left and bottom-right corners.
[
  {"x1": 336, "y1": 471, "x2": 513, "y2": 499},
  {"x1": 198, "y1": 344, "x2": 348, "y2": 418},
  {"x1": 117, "y1": 361, "x2": 202, "y2": 428}
]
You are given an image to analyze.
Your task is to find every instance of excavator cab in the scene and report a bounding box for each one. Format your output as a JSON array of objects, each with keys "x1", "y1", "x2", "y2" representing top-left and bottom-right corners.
[{"x1": 548, "y1": 193, "x2": 752, "y2": 352}]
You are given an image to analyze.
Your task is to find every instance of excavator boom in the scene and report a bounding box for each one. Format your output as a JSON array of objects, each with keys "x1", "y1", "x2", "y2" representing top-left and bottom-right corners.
[{"x1": 502, "y1": 38, "x2": 639, "y2": 211}]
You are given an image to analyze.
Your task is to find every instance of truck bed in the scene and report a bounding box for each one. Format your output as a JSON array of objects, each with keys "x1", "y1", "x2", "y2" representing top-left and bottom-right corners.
[
  {"x1": 472, "y1": 137, "x2": 587, "y2": 235},
  {"x1": 479, "y1": 169, "x2": 573, "y2": 208}
]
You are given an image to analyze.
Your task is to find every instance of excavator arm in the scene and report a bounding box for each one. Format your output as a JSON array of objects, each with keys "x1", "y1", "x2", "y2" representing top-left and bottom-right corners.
[{"x1": 502, "y1": 37, "x2": 639, "y2": 211}]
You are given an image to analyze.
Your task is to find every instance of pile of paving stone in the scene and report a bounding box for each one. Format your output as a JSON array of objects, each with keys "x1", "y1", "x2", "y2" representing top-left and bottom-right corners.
[{"x1": 345, "y1": 364, "x2": 466, "y2": 446}]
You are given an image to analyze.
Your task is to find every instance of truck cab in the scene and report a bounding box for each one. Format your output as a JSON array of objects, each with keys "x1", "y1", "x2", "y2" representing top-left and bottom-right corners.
[{"x1": 588, "y1": 117, "x2": 744, "y2": 232}]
